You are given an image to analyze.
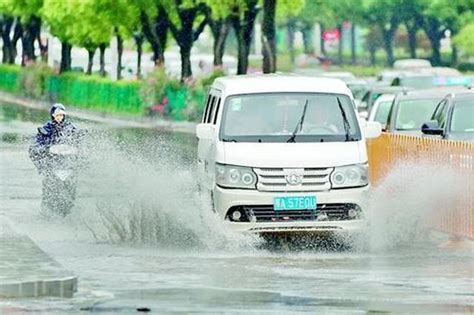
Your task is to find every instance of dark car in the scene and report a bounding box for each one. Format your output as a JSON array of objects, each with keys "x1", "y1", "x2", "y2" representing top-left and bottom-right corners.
[
  {"x1": 385, "y1": 87, "x2": 469, "y2": 136},
  {"x1": 422, "y1": 91, "x2": 474, "y2": 142}
]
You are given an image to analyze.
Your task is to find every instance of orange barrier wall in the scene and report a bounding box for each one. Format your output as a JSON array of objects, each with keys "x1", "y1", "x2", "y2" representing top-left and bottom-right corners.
[{"x1": 367, "y1": 133, "x2": 474, "y2": 239}]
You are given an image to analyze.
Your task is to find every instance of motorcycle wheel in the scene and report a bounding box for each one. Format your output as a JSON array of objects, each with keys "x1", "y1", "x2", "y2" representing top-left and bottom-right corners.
[{"x1": 41, "y1": 175, "x2": 77, "y2": 216}]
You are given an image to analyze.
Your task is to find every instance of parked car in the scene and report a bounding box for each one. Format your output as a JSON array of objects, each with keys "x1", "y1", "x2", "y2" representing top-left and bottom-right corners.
[
  {"x1": 196, "y1": 75, "x2": 382, "y2": 234},
  {"x1": 346, "y1": 78, "x2": 369, "y2": 100},
  {"x1": 320, "y1": 71, "x2": 356, "y2": 82},
  {"x1": 385, "y1": 87, "x2": 467, "y2": 136},
  {"x1": 359, "y1": 85, "x2": 408, "y2": 115},
  {"x1": 367, "y1": 94, "x2": 395, "y2": 130},
  {"x1": 393, "y1": 59, "x2": 432, "y2": 70},
  {"x1": 422, "y1": 91, "x2": 474, "y2": 142},
  {"x1": 390, "y1": 72, "x2": 469, "y2": 89}
]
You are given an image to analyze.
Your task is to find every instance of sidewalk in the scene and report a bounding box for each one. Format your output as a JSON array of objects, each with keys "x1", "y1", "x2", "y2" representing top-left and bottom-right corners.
[
  {"x1": 0, "y1": 218, "x2": 77, "y2": 298},
  {"x1": 0, "y1": 92, "x2": 196, "y2": 134}
]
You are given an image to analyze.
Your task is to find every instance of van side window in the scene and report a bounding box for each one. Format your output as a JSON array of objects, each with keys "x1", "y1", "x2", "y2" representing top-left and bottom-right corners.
[
  {"x1": 206, "y1": 96, "x2": 216, "y2": 123},
  {"x1": 213, "y1": 98, "x2": 221, "y2": 125},
  {"x1": 434, "y1": 100, "x2": 448, "y2": 126},
  {"x1": 438, "y1": 100, "x2": 450, "y2": 128},
  {"x1": 202, "y1": 94, "x2": 211, "y2": 123}
]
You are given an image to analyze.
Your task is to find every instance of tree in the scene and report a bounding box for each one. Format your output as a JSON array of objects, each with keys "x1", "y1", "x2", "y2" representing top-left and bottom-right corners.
[
  {"x1": 42, "y1": 0, "x2": 75, "y2": 72},
  {"x1": 0, "y1": 15, "x2": 16, "y2": 64},
  {"x1": 454, "y1": 22, "x2": 474, "y2": 56},
  {"x1": 207, "y1": 0, "x2": 259, "y2": 75},
  {"x1": 261, "y1": 0, "x2": 276, "y2": 73},
  {"x1": 421, "y1": 0, "x2": 473, "y2": 66},
  {"x1": 164, "y1": 0, "x2": 208, "y2": 80},
  {"x1": 140, "y1": 2, "x2": 169, "y2": 67},
  {"x1": 0, "y1": 0, "x2": 44, "y2": 65},
  {"x1": 275, "y1": 0, "x2": 304, "y2": 68},
  {"x1": 363, "y1": 0, "x2": 403, "y2": 66},
  {"x1": 204, "y1": 0, "x2": 232, "y2": 67}
]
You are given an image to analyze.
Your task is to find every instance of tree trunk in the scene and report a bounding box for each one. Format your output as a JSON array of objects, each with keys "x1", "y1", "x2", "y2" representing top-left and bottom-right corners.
[
  {"x1": 180, "y1": 45, "x2": 192, "y2": 80},
  {"x1": 1, "y1": 16, "x2": 14, "y2": 64},
  {"x1": 60, "y1": 42, "x2": 72, "y2": 73},
  {"x1": 350, "y1": 23, "x2": 356, "y2": 65},
  {"x1": 11, "y1": 21, "x2": 22, "y2": 63},
  {"x1": 86, "y1": 49, "x2": 95, "y2": 75},
  {"x1": 211, "y1": 19, "x2": 230, "y2": 67},
  {"x1": 116, "y1": 34, "x2": 123, "y2": 80},
  {"x1": 287, "y1": 20, "x2": 296, "y2": 64},
  {"x1": 140, "y1": 10, "x2": 165, "y2": 66},
  {"x1": 301, "y1": 26, "x2": 313, "y2": 55},
  {"x1": 407, "y1": 25, "x2": 417, "y2": 58},
  {"x1": 369, "y1": 45, "x2": 376, "y2": 66},
  {"x1": 382, "y1": 27, "x2": 395, "y2": 67},
  {"x1": 451, "y1": 44, "x2": 458, "y2": 66},
  {"x1": 337, "y1": 24, "x2": 343, "y2": 64},
  {"x1": 134, "y1": 33, "x2": 144, "y2": 79},
  {"x1": 231, "y1": 2, "x2": 258, "y2": 75},
  {"x1": 262, "y1": 0, "x2": 277, "y2": 73},
  {"x1": 99, "y1": 44, "x2": 106, "y2": 77},
  {"x1": 424, "y1": 19, "x2": 442, "y2": 66},
  {"x1": 320, "y1": 25, "x2": 326, "y2": 55}
]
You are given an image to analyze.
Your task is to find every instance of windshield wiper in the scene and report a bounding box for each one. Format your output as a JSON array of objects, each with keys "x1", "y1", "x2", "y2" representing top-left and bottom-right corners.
[
  {"x1": 337, "y1": 97, "x2": 352, "y2": 141},
  {"x1": 287, "y1": 99, "x2": 309, "y2": 143}
]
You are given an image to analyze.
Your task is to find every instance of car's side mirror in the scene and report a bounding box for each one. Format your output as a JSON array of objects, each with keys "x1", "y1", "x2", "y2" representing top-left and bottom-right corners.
[
  {"x1": 421, "y1": 120, "x2": 443, "y2": 135},
  {"x1": 381, "y1": 123, "x2": 387, "y2": 132},
  {"x1": 364, "y1": 121, "x2": 382, "y2": 138},
  {"x1": 196, "y1": 123, "x2": 215, "y2": 140}
]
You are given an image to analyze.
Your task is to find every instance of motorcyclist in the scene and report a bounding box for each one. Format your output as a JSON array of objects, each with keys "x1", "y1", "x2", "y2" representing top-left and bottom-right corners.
[{"x1": 29, "y1": 103, "x2": 79, "y2": 174}]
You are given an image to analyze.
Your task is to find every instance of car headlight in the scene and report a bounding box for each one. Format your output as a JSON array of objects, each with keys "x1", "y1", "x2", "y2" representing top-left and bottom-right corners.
[
  {"x1": 216, "y1": 164, "x2": 257, "y2": 189},
  {"x1": 330, "y1": 164, "x2": 368, "y2": 188}
]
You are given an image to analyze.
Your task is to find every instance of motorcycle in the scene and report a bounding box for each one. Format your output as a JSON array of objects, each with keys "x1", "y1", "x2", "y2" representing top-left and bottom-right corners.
[{"x1": 40, "y1": 143, "x2": 83, "y2": 216}]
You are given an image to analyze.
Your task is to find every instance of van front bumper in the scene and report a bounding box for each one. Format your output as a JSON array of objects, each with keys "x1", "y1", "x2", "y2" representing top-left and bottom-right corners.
[{"x1": 213, "y1": 185, "x2": 369, "y2": 233}]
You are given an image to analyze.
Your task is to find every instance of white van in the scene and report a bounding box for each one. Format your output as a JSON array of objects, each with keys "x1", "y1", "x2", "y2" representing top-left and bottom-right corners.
[{"x1": 196, "y1": 75, "x2": 381, "y2": 233}]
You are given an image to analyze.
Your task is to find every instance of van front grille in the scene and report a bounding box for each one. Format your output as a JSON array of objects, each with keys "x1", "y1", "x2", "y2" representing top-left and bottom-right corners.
[{"x1": 254, "y1": 167, "x2": 333, "y2": 192}]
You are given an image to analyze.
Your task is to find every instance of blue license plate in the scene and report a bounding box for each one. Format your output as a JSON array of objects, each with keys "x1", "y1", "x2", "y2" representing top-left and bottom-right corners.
[{"x1": 274, "y1": 196, "x2": 317, "y2": 211}]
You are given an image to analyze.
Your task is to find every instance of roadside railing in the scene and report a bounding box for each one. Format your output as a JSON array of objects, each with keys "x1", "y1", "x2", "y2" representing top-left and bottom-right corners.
[{"x1": 367, "y1": 133, "x2": 474, "y2": 239}]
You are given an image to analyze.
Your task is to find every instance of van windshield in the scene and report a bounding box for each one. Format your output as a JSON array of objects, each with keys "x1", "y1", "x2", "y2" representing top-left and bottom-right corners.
[{"x1": 219, "y1": 93, "x2": 361, "y2": 143}]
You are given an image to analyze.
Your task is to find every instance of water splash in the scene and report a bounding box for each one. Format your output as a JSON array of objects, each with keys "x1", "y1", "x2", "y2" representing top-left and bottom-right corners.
[
  {"x1": 364, "y1": 160, "x2": 467, "y2": 252},
  {"x1": 75, "y1": 130, "x2": 260, "y2": 250}
]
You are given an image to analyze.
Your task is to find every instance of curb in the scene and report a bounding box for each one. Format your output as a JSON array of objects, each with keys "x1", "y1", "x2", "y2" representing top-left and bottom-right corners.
[
  {"x1": 0, "y1": 92, "x2": 196, "y2": 134},
  {"x1": 0, "y1": 218, "x2": 78, "y2": 298}
]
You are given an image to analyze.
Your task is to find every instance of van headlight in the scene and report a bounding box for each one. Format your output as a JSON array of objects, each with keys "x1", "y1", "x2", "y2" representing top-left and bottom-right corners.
[
  {"x1": 216, "y1": 164, "x2": 257, "y2": 189},
  {"x1": 330, "y1": 164, "x2": 368, "y2": 188}
]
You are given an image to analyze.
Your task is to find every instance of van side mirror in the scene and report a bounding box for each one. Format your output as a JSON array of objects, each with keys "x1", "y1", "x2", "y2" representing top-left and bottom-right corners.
[
  {"x1": 421, "y1": 120, "x2": 443, "y2": 135},
  {"x1": 196, "y1": 123, "x2": 215, "y2": 140},
  {"x1": 364, "y1": 121, "x2": 382, "y2": 138}
]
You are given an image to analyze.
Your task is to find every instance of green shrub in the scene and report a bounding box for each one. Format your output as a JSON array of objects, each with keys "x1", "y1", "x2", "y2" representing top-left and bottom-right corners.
[{"x1": 0, "y1": 64, "x2": 21, "y2": 93}]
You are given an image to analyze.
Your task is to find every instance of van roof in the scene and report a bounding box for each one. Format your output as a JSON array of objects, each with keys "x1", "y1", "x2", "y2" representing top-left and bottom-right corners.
[{"x1": 212, "y1": 74, "x2": 352, "y2": 97}]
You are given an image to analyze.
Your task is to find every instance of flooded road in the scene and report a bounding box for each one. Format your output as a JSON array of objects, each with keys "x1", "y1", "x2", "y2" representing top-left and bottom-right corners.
[{"x1": 0, "y1": 103, "x2": 473, "y2": 313}]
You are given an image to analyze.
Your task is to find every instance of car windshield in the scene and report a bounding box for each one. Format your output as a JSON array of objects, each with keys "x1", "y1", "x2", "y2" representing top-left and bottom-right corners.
[
  {"x1": 220, "y1": 93, "x2": 361, "y2": 143},
  {"x1": 395, "y1": 99, "x2": 439, "y2": 130},
  {"x1": 374, "y1": 101, "x2": 392, "y2": 125},
  {"x1": 450, "y1": 100, "x2": 474, "y2": 133}
]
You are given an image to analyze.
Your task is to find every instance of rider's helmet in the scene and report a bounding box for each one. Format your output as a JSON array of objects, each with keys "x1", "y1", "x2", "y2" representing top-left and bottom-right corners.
[{"x1": 50, "y1": 103, "x2": 66, "y2": 121}]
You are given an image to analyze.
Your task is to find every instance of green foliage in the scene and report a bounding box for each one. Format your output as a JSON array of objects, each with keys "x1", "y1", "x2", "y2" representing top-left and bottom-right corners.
[
  {"x1": 454, "y1": 22, "x2": 474, "y2": 56},
  {"x1": 0, "y1": 64, "x2": 21, "y2": 93},
  {"x1": 0, "y1": 0, "x2": 43, "y2": 22}
]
